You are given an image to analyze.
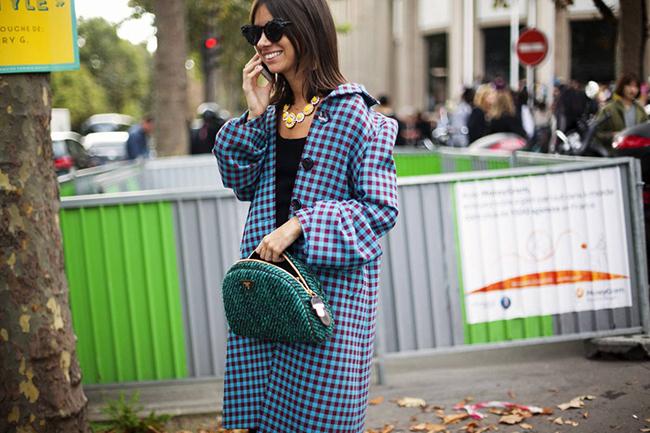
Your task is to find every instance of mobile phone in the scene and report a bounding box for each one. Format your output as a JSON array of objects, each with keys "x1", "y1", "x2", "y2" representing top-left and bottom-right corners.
[{"x1": 260, "y1": 62, "x2": 274, "y2": 83}]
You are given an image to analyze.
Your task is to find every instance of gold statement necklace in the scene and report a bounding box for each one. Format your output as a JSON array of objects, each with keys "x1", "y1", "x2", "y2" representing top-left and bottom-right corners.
[{"x1": 282, "y1": 96, "x2": 321, "y2": 129}]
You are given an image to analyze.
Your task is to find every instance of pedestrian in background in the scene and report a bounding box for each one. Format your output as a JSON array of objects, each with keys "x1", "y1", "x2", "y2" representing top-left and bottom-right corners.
[
  {"x1": 213, "y1": 0, "x2": 399, "y2": 432},
  {"x1": 488, "y1": 88, "x2": 527, "y2": 138},
  {"x1": 467, "y1": 83, "x2": 495, "y2": 143},
  {"x1": 595, "y1": 72, "x2": 649, "y2": 154},
  {"x1": 449, "y1": 87, "x2": 475, "y2": 147},
  {"x1": 126, "y1": 114, "x2": 154, "y2": 159}
]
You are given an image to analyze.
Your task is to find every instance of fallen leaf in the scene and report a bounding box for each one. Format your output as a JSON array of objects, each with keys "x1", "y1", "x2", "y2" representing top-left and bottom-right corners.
[
  {"x1": 583, "y1": 411, "x2": 589, "y2": 419},
  {"x1": 397, "y1": 397, "x2": 427, "y2": 408},
  {"x1": 500, "y1": 414, "x2": 524, "y2": 425},
  {"x1": 380, "y1": 424, "x2": 395, "y2": 433},
  {"x1": 564, "y1": 419, "x2": 579, "y2": 426},
  {"x1": 489, "y1": 408, "x2": 505, "y2": 416},
  {"x1": 442, "y1": 413, "x2": 469, "y2": 425},
  {"x1": 553, "y1": 417, "x2": 564, "y2": 425},
  {"x1": 410, "y1": 415, "x2": 419, "y2": 422},
  {"x1": 460, "y1": 421, "x2": 481, "y2": 433},
  {"x1": 583, "y1": 395, "x2": 596, "y2": 400},
  {"x1": 434, "y1": 409, "x2": 446, "y2": 418},
  {"x1": 558, "y1": 398, "x2": 584, "y2": 410},
  {"x1": 369, "y1": 396, "x2": 385, "y2": 405},
  {"x1": 646, "y1": 418, "x2": 650, "y2": 422},
  {"x1": 409, "y1": 423, "x2": 446, "y2": 432},
  {"x1": 520, "y1": 423, "x2": 533, "y2": 430},
  {"x1": 640, "y1": 429, "x2": 650, "y2": 432}
]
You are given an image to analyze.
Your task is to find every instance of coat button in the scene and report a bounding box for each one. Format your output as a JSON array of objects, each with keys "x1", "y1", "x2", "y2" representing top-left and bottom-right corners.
[
  {"x1": 291, "y1": 199, "x2": 302, "y2": 211},
  {"x1": 301, "y1": 157, "x2": 314, "y2": 170},
  {"x1": 318, "y1": 113, "x2": 329, "y2": 123}
]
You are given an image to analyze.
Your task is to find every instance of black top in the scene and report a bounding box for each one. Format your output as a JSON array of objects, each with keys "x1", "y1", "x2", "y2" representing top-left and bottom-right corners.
[
  {"x1": 276, "y1": 134, "x2": 306, "y2": 228},
  {"x1": 488, "y1": 114, "x2": 527, "y2": 138},
  {"x1": 467, "y1": 107, "x2": 488, "y2": 143}
]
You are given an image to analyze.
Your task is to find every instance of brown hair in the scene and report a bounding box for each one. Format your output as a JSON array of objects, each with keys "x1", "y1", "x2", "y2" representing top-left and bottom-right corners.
[
  {"x1": 614, "y1": 72, "x2": 639, "y2": 98},
  {"x1": 250, "y1": 0, "x2": 346, "y2": 106}
]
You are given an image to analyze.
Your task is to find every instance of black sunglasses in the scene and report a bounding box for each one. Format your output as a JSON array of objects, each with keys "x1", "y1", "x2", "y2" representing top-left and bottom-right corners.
[{"x1": 241, "y1": 18, "x2": 292, "y2": 46}]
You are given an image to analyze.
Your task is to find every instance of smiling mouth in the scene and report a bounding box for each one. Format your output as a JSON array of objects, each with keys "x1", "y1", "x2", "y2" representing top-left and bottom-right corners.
[{"x1": 264, "y1": 51, "x2": 282, "y2": 60}]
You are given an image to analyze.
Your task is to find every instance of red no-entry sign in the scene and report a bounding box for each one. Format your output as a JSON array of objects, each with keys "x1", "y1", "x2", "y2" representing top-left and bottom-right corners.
[{"x1": 516, "y1": 29, "x2": 548, "y2": 67}]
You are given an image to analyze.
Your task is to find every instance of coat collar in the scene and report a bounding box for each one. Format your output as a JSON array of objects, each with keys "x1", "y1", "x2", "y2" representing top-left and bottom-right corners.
[
  {"x1": 262, "y1": 83, "x2": 378, "y2": 130},
  {"x1": 322, "y1": 83, "x2": 379, "y2": 107}
]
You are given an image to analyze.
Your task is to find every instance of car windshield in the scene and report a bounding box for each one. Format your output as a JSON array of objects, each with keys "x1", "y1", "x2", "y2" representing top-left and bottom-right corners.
[
  {"x1": 87, "y1": 123, "x2": 131, "y2": 133},
  {"x1": 52, "y1": 140, "x2": 67, "y2": 158}
]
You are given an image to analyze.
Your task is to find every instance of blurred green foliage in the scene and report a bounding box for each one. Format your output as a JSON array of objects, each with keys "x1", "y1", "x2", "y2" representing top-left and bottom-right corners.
[
  {"x1": 51, "y1": 18, "x2": 152, "y2": 131},
  {"x1": 130, "y1": 0, "x2": 251, "y2": 111}
]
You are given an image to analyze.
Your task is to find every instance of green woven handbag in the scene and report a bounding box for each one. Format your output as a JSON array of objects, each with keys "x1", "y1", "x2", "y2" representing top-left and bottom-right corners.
[{"x1": 221, "y1": 251, "x2": 335, "y2": 344}]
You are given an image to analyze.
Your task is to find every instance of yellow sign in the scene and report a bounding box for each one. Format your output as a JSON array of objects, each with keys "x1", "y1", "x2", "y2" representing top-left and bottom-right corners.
[{"x1": 0, "y1": 0, "x2": 79, "y2": 73}]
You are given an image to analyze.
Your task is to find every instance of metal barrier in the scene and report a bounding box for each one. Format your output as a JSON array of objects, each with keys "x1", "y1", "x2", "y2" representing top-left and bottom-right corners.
[
  {"x1": 57, "y1": 161, "x2": 141, "y2": 196},
  {"x1": 59, "y1": 155, "x2": 648, "y2": 385},
  {"x1": 58, "y1": 148, "x2": 590, "y2": 197}
]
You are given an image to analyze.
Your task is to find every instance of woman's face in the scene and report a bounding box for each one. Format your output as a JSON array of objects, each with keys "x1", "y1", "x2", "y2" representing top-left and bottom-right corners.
[
  {"x1": 623, "y1": 81, "x2": 639, "y2": 101},
  {"x1": 254, "y1": 4, "x2": 298, "y2": 77}
]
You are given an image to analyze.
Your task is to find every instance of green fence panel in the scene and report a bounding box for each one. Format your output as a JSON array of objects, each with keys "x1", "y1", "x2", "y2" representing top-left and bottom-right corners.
[
  {"x1": 394, "y1": 153, "x2": 444, "y2": 177},
  {"x1": 60, "y1": 201, "x2": 188, "y2": 384},
  {"x1": 59, "y1": 181, "x2": 76, "y2": 197}
]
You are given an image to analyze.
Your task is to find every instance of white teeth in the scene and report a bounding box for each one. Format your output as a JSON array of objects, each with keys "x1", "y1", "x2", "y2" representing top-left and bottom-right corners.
[{"x1": 264, "y1": 51, "x2": 282, "y2": 60}]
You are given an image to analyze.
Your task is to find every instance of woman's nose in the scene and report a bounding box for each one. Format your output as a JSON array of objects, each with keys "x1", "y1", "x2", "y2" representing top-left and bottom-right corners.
[{"x1": 256, "y1": 32, "x2": 271, "y2": 49}]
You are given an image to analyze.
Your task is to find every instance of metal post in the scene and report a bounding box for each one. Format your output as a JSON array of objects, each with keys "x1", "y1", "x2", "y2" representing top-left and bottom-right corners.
[
  {"x1": 526, "y1": 0, "x2": 536, "y2": 104},
  {"x1": 463, "y1": 0, "x2": 474, "y2": 87},
  {"x1": 630, "y1": 159, "x2": 650, "y2": 334},
  {"x1": 510, "y1": 0, "x2": 520, "y2": 90}
]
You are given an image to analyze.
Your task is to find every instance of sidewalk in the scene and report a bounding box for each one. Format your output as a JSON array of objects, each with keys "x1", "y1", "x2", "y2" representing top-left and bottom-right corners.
[{"x1": 86, "y1": 341, "x2": 650, "y2": 432}]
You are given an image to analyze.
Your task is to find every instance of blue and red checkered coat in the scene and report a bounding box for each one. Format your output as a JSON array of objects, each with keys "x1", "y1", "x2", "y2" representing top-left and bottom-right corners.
[{"x1": 214, "y1": 83, "x2": 399, "y2": 433}]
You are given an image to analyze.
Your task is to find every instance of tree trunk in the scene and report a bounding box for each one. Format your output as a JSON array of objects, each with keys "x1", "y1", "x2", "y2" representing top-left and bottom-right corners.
[
  {"x1": 0, "y1": 74, "x2": 89, "y2": 433},
  {"x1": 153, "y1": 0, "x2": 189, "y2": 156},
  {"x1": 619, "y1": 0, "x2": 645, "y2": 77}
]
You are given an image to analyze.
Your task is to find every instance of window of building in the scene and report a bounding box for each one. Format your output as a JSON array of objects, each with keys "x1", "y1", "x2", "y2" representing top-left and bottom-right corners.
[
  {"x1": 570, "y1": 19, "x2": 616, "y2": 83},
  {"x1": 482, "y1": 26, "x2": 524, "y2": 85},
  {"x1": 426, "y1": 33, "x2": 448, "y2": 110}
]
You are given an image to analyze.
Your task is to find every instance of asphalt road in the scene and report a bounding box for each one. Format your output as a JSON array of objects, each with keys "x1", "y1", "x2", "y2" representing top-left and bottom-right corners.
[{"x1": 365, "y1": 354, "x2": 650, "y2": 433}]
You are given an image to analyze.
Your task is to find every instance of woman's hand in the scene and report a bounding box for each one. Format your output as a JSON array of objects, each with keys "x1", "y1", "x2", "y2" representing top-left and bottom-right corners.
[
  {"x1": 255, "y1": 217, "x2": 303, "y2": 262},
  {"x1": 242, "y1": 53, "x2": 272, "y2": 119}
]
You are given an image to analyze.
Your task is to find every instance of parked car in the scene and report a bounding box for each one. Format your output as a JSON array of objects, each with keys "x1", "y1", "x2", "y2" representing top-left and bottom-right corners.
[
  {"x1": 84, "y1": 131, "x2": 130, "y2": 162},
  {"x1": 52, "y1": 131, "x2": 99, "y2": 175},
  {"x1": 81, "y1": 113, "x2": 134, "y2": 135}
]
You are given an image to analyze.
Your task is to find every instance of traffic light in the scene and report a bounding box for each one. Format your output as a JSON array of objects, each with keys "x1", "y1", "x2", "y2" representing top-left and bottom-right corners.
[{"x1": 202, "y1": 36, "x2": 221, "y2": 70}]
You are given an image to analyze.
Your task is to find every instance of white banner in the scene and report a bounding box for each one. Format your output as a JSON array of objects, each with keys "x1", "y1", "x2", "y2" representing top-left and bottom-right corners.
[{"x1": 455, "y1": 167, "x2": 633, "y2": 324}]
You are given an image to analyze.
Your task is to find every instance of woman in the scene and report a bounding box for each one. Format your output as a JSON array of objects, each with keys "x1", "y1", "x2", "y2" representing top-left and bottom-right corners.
[
  {"x1": 213, "y1": 1, "x2": 399, "y2": 432},
  {"x1": 595, "y1": 73, "x2": 649, "y2": 154},
  {"x1": 467, "y1": 84, "x2": 495, "y2": 143},
  {"x1": 487, "y1": 89, "x2": 527, "y2": 138}
]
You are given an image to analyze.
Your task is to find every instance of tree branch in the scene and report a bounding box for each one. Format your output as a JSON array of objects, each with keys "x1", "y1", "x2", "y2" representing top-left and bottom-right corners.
[{"x1": 592, "y1": 0, "x2": 618, "y2": 25}]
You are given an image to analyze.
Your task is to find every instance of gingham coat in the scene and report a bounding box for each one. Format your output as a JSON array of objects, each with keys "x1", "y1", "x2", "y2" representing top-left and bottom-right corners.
[{"x1": 214, "y1": 83, "x2": 399, "y2": 433}]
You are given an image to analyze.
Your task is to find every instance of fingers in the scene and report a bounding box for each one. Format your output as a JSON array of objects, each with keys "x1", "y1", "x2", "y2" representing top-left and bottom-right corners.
[
  {"x1": 243, "y1": 55, "x2": 262, "y2": 75},
  {"x1": 255, "y1": 236, "x2": 284, "y2": 262}
]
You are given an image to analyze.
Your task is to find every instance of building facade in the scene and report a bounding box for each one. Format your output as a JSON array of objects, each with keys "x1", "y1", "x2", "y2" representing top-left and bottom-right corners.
[{"x1": 329, "y1": 0, "x2": 637, "y2": 113}]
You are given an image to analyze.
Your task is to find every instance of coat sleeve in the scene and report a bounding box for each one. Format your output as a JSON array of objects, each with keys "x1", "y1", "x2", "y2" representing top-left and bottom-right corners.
[
  {"x1": 294, "y1": 113, "x2": 399, "y2": 269},
  {"x1": 213, "y1": 111, "x2": 268, "y2": 201}
]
